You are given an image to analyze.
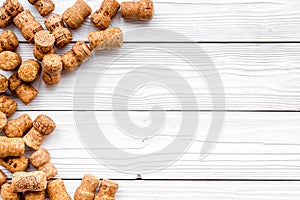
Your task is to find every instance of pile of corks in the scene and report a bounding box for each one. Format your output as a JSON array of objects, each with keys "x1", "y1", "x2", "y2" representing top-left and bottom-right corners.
[{"x1": 0, "y1": 0, "x2": 154, "y2": 199}]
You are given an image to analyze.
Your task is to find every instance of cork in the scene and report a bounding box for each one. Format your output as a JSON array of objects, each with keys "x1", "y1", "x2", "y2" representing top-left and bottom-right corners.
[
  {"x1": 42, "y1": 54, "x2": 63, "y2": 85},
  {"x1": 24, "y1": 190, "x2": 45, "y2": 200},
  {"x1": 88, "y1": 27, "x2": 123, "y2": 50},
  {"x1": 33, "y1": 45, "x2": 55, "y2": 61},
  {"x1": 0, "y1": 74, "x2": 8, "y2": 93},
  {"x1": 74, "y1": 174, "x2": 99, "y2": 200},
  {"x1": 0, "y1": 30, "x2": 19, "y2": 52},
  {"x1": 91, "y1": 0, "x2": 120, "y2": 30},
  {"x1": 15, "y1": 84, "x2": 39, "y2": 105},
  {"x1": 34, "y1": 30, "x2": 55, "y2": 61},
  {"x1": 11, "y1": 171, "x2": 47, "y2": 192},
  {"x1": 0, "y1": 170, "x2": 6, "y2": 186},
  {"x1": 0, "y1": 137, "x2": 25, "y2": 157},
  {"x1": 62, "y1": 41, "x2": 91, "y2": 71},
  {"x1": 62, "y1": 0, "x2": 92, "y2": 29},
  {"x1": 0, "y1": 7, "x2": 11, "y2": 28},
  {"x1": 95, "y1": 179, "x2": 119, "y2": 200},
  {"x1": 121, "y1": 0, "x2": 154, "y2": 20},
  {"x1": 47, "y1": 179, "x2": 71, "y2": 200},
  {"x1": 1, "y1": 183, "x2": 21, "y2": 200},
  {"x1": 21, "y1": 20, "x2": 43, "y2": 43},
  {"x1": 23, "y1": 127, "x2": 44, "y2": 150},
  {"x1": 3, "y1": 114, "x2": 33, "y2": 138},
  {"x1": 0, "y1": 95, "x2": 17, "y2": 117},
  {"x1": 0, "y1": 111, "x2": 7, "y2": 129},
  {"x1": 8, "y1": 73, "x2": 22, "y2": 92},
  {"x1": 3, "y1": 0, "x2": 24, "y2": 18},
  {"x1": 44, "y1": 14, "x2": 64, "y2": 31},
  {"x1": 18, "y1": 59, "x2": 41, "y2": 83},
  {"x1": 0, "y1": 51, "x2": 22, "y2": 71},
  {"x1": 0, "y1": 156, "x2": 29, "y2": 173},
  {"x1": 28, "y1": 0, "x2": 55, "y2": 16}
]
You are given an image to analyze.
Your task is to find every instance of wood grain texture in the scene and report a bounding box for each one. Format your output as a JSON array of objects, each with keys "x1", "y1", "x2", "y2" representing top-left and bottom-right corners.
[
  {"x1": 2, "y1": 111, "x2": 300, "y2": 179},
  {"x1": 1, "y1": 0, "x2": 300, "y2": 42}
]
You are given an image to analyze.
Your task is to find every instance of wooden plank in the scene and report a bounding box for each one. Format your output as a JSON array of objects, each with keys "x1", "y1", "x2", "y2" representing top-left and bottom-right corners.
[
  {"x1": 2, "y1": 111, "x2": 300, "y2": 179},
  {"x1": 2, "y1": 43, "x2": 300, "y2": 111},
  {"x1": 2, "y1": 0, "x2": 300, "y2": 42}
]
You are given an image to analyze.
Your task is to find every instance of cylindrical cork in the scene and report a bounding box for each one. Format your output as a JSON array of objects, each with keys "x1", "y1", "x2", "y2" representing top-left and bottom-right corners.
[
  {"x1": 0, "y1": 156, "x2": 29, "y2": 172},
  {"x1": 62, "y1": 51, "x2": 80, "y2": 71},
  {"x1": 0, "y1": 51, "x2": 22, "y2": 71},
  {"x1": 62, "y1": 0, "x2": 92, "y2": 29},
  {"x1": 43, "y1": 72, "x2": 61, "y2": 86},
  {"x1": 0, "y1": 74, "x2": 8, "y2": 93},
  {"x1": 34, "y1": 30, "x2": 55, "y2": 53},
  {"x1": 1, "y1": 183, "x2": 21, "y2": 200},
  {"x1": 0, "y1": 111, "x2": 7, "y2": 129},
  {"x1": 3, "y1": 114, "x2": 33, "y2": 138},
  {"x1": 74, "y1": 174, "x2": 99, "y2": 200},
  {"x1": 28, "y1": 0, "x2": 55, "y2": 16},
  {"x1": 18, "y1": 59, "x2": 41, "y2": 83},
  {"x1": 88, "y1": 27, "x2": 123, "y2": 50},
  {"x1": 44, "y1": 14, "x2": 64, "y2": 31},
  {"x1": 33, "y1": 114, "x2": 56, "y2": 135},
  {"x1": 38, "y1": 161, "x2": 57, "y2": 180},
  {"x1": 0, "y1": 137, "x2": 25, "y2": 157},
  {"x1": 0, "y1": 95, "x2": 17, "y2": 117},
  {"x1": 0, "y1": 30, "x2": 19, "y2": 52},
  {"x1": 8, "y1": 73, "x2": 22, "y2": 92},
  {"x1": 13, "y1": 10, "x2": 35, "y2": 29},
  {"x1": 95, "y1": 179, "x2": 119, "y2": 200},
  {"x1": 15, "y1": 84, "x2": 39, "y2": 105},
  {"x1": 3, "y1": 0, "x2": 24, "y2": 18},
  {"x1": 23, "y1": 127, "x2": 44, "y2": 150},
  {"x1": 42, "y1": 54, "x2": 63, "y2": 85},
  {"x1": 121, "y1": 0, "x2": 154, "y2": 20},
  {"x1": 33, "y1": 45, "x2": 55, "y2": 61},
  {"x1": 91, "y1": 0, "x2": 120, "y2": 30},
  {"x1": 24, "y1": 190, "x2": 45, "y2": 200},
  {"x1": 12, "y1": 171, "x2": 47, "y2": 192},
  {"x1": 47, "y1": 179, "x2": 71, "y2": 200},
  {"x1": 0, "y1": 7, "x2": 11, "y2": 29},
  {"x1": 0, "y1": 170, "x2": 6, "y2": 186}
]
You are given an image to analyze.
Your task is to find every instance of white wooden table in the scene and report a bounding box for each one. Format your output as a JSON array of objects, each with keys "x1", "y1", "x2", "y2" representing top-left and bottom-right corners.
[{"x1": 1, "y1": 0, "x2": 300, "y2": 199}]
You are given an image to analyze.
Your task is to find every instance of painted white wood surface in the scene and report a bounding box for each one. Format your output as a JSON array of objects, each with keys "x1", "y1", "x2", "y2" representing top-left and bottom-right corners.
[{"x1": 2, "y1": 0, "x2": 300, "y2": 42}]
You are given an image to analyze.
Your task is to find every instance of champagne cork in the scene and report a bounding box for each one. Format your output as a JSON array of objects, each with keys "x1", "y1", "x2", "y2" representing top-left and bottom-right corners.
[
  {"x1": 88, "y1": 27, "x2": 123, "y2": 50},
  {"x1": 3, "y1": 0, "x2": 24, "y2": 18},
  {"x1": 0, "y1": 7, "x2": 11, "y2": 28},
  {"x1": 0, "y1": 74, "x2": 8, "y2": 93},
  {"x1": 44, "y1": 14, "x2": 72, "y2": 48},
  {"x1": 28, "y1": 0, "x2": 55, "y2": 16},
  {"x1": 0, "y1": 95, "x2": 17, "y2": 117},
  {"x1": 8, "y1": 73, "x2": 22, "y2": 92},
  {"x1": 62, "y1": 41, "x2": 91, "y2": 71},
  {"x1": 91, "y1": 0, "x2": 120, "y2": 30},
  {"x1": 0, "y1": 111, "x2": 7, "y2": 129},
  {"x1": 15, "y1": 84, "x2": 39, "y2": 105},
  {"x1": 121, "y1": 0, "x2": 154, "y2": 20},
  {"x1": 47, "y1": 179, "x2": 71, "y2": 200},
  {"x1": 1, "y1": 183, "x2": 21, "y2": 200},
  {"x1": 0, "y1": 137, "x2": 25, "y2": 157},
  {"x1": 34, "y1": 30, "x2": 55, "y2": 61},
  {"x1": 74, "y1": 174, "x2": 99, "y2": 200},
  {"x1": 3, "y1": 114, "x2": 33, "y2": 138},
  {"x1": 0, "y1": 156, "x2": 29, "y2": 172},
  {"x1": 11, "y1": 171, "x2": 47, "y2": 192},
  {"x1": 0, "y1": 170, "x2": 6, "y2": 186},
  {"x1": 30, "y1": 148, "x2": 57, "y2": 180},
  {"x1": 0, "y1": 51, "x2": 22, "y2": 71},
  {"x1": 13, "y1": 10, "x2": 43, "y2": 43},
  {"x1": 0, "y1": 30, "x2": 19, "y2": 52},
  {"x1": 95, "y1": 179, "x2": 119, "y2": 200},
  {"x1": 62, "y1": 0, "x2": 92, "y2": 29},
  {"x1": 33, "y1": 45, "x2": 55, "y2": 61},
  {"x1": 24, "y1": 190, "x2": 45, "y2": 200},
  {"x1": 18, "y1": 59, "x2": 41, "y2": 83},
  {"x1": 42, "y1": 54, "x2": 63, "y2": 85}
]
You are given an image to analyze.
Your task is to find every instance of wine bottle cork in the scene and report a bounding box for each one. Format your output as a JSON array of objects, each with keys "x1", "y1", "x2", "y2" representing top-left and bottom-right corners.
[
  {"x1": 30, "y1": 148, "x2": 57, "y2": 180},
  {"x1": 18, "y1": 59, "x2": 41, "y2": 83},
  {"x1": 3, "y1": 0, "x2": 24, "y2": 18},
  {"x1": 62, "y1": 0, "x2": 92, "y2": 29},
  {"x1": 13, "y1": 10, "x2": 43, "y2": 43},
  {"x1": 0, "y1": 30, "x2": 19, "y2": 52},
  {"x1": 0, "y1": 137, "x2": 25, "y2": 157},
  {"x1": 24, "y1": 190, "x2": 45, "y2": 200},
  {"x1": 47, "y1": 179, "x2": 71, "y2": 200},
  {"x1": 74, "y1": 174, "x2": 99, "y2": 200},
  {"x1": 28, "y1": 0, "x2": 55, "y2": 16},
  {"x1": 3, "y1": 114, "x2": 33, "y2": 138},
  {"x1": 88, "y1": 27, "x2": 123, "y2": 50},
  {"x1": 11, "y1": 171, "x2": 47, "y2": 192},
  {"x1": 121, "y1": 0, "x2": 154, "y2": 20},
  {"x1": 1, "y1": 183, "x2": 21, "y2": 200},
  {"x1": 34, "y1": 30, "x2": 55, "y2": 61},
  {"x1": 42, "y1": 54, "x2": 63, "y2": 86},
  {"x1": 0, "y1": 51, "x2": 22, "y2": 71},
  {"x1": 0, "y1": 170, "x2": 6, "y2": 186},
  {"x1": 0, "y1": 7, "x2": 11, "y2": 28},
  {"x1": 15, "y1": 84, "x2": 39, "y2": 105},
  {"x1": 0, "y1": 111, "x2": 7, "y2": 130},
  {"x1": 91, "y1": 0, "x2": 120, "y2": 30},
  {"x1": 95, "y1": 179, "x2": 119, "y2": 200},
  {"x1": 0, "y1": 156, "x2": 29, "y2": 173},
  {"x1": 62, "y1": 41, "x2": 92, "y2": 71},
  {"x1": 0, "y1": 74, "x2": 8, "y2": 93},
  {"x1": 0, "y1": 95, "x2": 17, "y2": 117},
  {"x1": 8, "y1": 73, "x2": 22, "y2": 92}
]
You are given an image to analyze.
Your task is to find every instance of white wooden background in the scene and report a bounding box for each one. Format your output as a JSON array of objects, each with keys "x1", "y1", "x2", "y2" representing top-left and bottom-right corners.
[{"x1": 1, "y1": 0, "x2": 300, "y2": 199}]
